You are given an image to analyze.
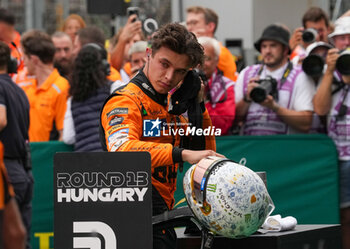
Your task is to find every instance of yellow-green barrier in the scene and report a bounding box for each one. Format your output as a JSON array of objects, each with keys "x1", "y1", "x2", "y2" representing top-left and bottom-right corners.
[
  {"x1": 31, "y1": 141, "x2": 72, "y2": 249},
  {"x1": 30, "y1": 134, "x2": 340, "y2": 249}
]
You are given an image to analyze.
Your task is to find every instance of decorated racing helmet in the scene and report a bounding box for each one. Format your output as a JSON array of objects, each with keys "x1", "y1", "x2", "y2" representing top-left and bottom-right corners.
[{"x1": 183, "y1": 156, "x2": 274, "y2": 238}]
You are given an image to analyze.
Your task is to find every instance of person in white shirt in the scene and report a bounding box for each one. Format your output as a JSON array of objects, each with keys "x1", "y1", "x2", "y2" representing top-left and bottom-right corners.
[
  {"x1": 313, "y1": 15, "x2": 350, "y2": 249},
  {"x1": 235, "y1": 24, "x2": 315, "y2": 135}
]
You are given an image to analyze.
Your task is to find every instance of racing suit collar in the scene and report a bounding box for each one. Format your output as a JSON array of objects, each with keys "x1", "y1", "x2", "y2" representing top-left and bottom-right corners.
[{"x1": 132, "y1": 70, "x2": 168, "y2": 106}]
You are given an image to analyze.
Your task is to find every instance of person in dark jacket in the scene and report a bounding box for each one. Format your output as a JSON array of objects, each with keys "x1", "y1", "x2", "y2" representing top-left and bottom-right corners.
[
  {"x1": 0, "y1": 41, "x2": 32, "y2": 249},
  {"x1": 63, "y1": 43, "x2": 115, "y2": 151}
]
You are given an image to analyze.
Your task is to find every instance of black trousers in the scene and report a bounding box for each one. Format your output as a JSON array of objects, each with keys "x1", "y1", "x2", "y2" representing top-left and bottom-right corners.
[{"x1": 4, "y1": 158, "x2": 34, "y2": 249}]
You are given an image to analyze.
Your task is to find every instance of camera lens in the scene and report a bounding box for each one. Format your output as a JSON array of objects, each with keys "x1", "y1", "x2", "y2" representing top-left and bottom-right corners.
[
  {"x1": 336, "y1": 51, "x2": 350, "y2": 75},
  {"x1": 250, "y1": 77, "x2": 277, "y2": 103},
  {"x1": 250, "y1": 87, "x2": 267, "y2": 103},
  {"x1": 302, "y1": 54, "x2": 324, "y2": 77},
  {"x1": 302, "y1": 28, "x2": 317, "y2": 43},
  {"x1": 194, "y1": 68, "x2": 207, "y2": 83}
]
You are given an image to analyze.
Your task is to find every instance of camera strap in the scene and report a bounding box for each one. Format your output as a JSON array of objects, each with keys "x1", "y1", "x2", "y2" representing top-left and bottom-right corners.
[
  {"x1": 258, "y1": 61, "x2": 293, "y2": 88},
  {"x1": 336, "y1": 85, "x2": 349, "y2": 120},
  {"x1": 332, "y1": 79, "x2": 345, "y2": 95}
]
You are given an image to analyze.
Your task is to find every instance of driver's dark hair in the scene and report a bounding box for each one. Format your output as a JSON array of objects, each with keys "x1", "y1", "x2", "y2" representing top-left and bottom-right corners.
[{"x1": 150, "y1": 22, "x2": 204, "y2": 68}]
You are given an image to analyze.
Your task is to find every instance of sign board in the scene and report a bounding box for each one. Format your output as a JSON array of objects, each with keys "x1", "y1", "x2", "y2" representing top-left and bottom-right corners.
[{"x1": 54, "y1": 152, "x2": 152, "y2": 249}]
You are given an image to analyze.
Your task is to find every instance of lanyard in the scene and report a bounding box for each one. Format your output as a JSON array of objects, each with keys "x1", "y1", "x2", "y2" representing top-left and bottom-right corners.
[
  {"x1": 337, "y1": 85, "x2": 350, "y2": 120},
  {"x1": 257, "y1": 61, "x2": 293, "y2": 88}
]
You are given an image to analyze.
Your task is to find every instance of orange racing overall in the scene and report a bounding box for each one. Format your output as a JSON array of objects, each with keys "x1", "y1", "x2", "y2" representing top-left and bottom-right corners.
[
  {"x1": 100, "y1": 71, "x2": 216, "y2": 212},
  {"x1": 100, "y1": 71, "x2": 216, "y2": 248}
]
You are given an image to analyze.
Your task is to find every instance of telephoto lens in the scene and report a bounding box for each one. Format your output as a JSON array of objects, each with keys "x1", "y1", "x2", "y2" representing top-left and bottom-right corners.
[
  {"x1": 302, "y1": 28, "x2": 318, "y2": 43},
  {"x1": 336, "y1": 49, "x2": 350, "y2": 75},
  {"x1": 302, "y1": 41, "x2": 332, "y2": 77},
  {"x1": 302, "y1": 54, "x2": 325, "y2": 77}
]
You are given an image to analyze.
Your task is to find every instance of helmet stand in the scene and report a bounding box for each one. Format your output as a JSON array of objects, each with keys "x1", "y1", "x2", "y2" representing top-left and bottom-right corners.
[
  {"x1": 200, "y1": 228, "x2": 214, "y2": 249},
  {"x1": 152, "y1": 206, "x2": 215, "y2": 249}
]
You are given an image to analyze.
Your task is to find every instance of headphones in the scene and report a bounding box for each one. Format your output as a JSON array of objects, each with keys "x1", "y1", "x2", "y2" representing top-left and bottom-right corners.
[
  {"x1": 7, "y1": 56, "x2": 17, "y2": 74},
  {"x1": 7, "y1": 42, "x2": 18, "y2": 74},
  {"x1": 82, "y1": 43, "x2": 111, "y2": 76}
]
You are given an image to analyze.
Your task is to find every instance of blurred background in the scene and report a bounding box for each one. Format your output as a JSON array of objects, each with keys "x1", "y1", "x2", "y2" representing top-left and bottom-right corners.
[{"x1": 1, "y1": 0, "x2": 349, "y2": 71}]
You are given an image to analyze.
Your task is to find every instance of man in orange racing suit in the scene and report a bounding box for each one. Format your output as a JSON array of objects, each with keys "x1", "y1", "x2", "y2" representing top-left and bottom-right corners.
[{"x1": 100, "y1": 23, "x2": 223, "y2": 249}]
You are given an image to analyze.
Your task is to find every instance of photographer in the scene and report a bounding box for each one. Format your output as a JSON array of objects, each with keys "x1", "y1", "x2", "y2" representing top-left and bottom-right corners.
[
  {"x1": 289, "y1": 7, "x2": 331, "y2": 65},
  {"x1": 314, "y1": 16, "x2": 350, "y2": 115},
  {"x1": 313, "y1": 15, "x2": 350, "y2": 249},
  {"x1": 235, "y1": 24, "x2": 315, "y2": 135}
]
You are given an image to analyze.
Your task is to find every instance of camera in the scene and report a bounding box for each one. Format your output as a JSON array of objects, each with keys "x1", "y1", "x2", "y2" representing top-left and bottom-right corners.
[
  {"x1": 127, "y1": 7, "x2": 139, "y2": 22},
  {"x1": 302, "y1": 45, "x2": 350, "y2": 76},
  {"x1": 302, "y1": 54, "x2": 325, "y2": 77},
  {"x1": 193, "y1": 68, "x2": 207, "y2": 84},
  {"x1": 336, "y1": 48, "x2": 350, "y2": 75},
  {"x1": 302, "y1": 28, "x2": 318, "y2": 43},
  {"x1": 302, "y1": 42, "x2": 333, "y2": 77},
  {"x1": 7, "y1": 56, "x2": 17, "y2": 74},
  {"x1": 250, "y1": 76, "x2": 278, "y2": 103}
]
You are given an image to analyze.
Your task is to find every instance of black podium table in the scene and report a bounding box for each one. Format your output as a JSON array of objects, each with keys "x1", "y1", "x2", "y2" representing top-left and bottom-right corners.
[{"x1": 176, "y1": 224, "x2": 341, "y2": 249}]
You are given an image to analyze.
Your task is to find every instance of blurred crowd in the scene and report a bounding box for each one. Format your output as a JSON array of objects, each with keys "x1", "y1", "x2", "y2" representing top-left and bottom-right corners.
[{"x1": 0, "y1": 4, "x2": 350, "y2": 249}]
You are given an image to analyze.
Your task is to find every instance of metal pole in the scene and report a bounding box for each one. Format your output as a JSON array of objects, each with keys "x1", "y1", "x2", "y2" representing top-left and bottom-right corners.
[
  {"x1": 34, "y1": 0, "x2": 45, "y2": 30},
  {"x1": 332, "y1": 0, "x2": 342, "y2": 21},
  {"x1": 25, "y1": 0, "x2": 34, "y2": 31},
  {"x1": 63, "y1": 0, "x2": 69, "y2": 18},
  {"x1": 2, "y1": 0, "x2": 8, "y2": 9},
  {"x1": 179, "y1": 0, "x2": 183, "y2": 22}
]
